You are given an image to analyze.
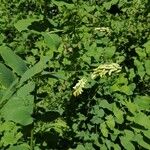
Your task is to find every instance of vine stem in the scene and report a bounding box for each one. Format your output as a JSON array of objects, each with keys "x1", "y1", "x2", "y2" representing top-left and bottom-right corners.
[
  {"x1": 30, "y1": 78, "x2": 38, "y2": 150},
  {"x1": 30, "y1": 127, "x2": 34, "y2": 150}
]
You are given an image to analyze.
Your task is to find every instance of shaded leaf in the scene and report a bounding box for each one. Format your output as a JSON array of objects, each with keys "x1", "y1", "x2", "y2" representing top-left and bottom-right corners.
[
  {"x1": 0, "y1": 63, "x2": 16, "y2": 88},
  {"x1": 14, "y1": 18, "x2": 42, "y2": 32}
]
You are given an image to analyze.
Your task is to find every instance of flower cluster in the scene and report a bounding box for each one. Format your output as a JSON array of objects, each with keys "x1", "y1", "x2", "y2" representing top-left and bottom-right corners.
[
  {"x1": 73, "y1": 78, "x2": 87, "y2": 97},
  {"x1": 73, "y1": 63, "x2": 121, "y2": 96},
  {"x1": 91, "y1": 63, "x2": 121, "y2": 79},
  {"x1": 94, "y1": 27, "x2": 111, "y2": 33}
]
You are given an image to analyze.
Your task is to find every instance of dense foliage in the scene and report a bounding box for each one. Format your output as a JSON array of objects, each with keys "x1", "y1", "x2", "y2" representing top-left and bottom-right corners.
[{"x1": 0, "y1": 0, "x2": 150, "y2": 149}]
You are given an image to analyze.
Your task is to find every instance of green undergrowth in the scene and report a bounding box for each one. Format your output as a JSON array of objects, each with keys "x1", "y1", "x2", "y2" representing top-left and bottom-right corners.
[{"x1": 0, "y1": 0, "x2": 150, "y2": 149}]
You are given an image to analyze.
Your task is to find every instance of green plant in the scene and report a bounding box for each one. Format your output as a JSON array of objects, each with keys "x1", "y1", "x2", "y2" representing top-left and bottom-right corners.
[{"x1": 0, "y1": 0, "x2": 150, "y2": 149}]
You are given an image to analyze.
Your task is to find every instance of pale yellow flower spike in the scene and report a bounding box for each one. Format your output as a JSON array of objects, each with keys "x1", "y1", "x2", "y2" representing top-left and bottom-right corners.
[
  {"x1": 73, "y1": 63, "x2": 121, "y2": 96},
  {"x1": 95, "y1": 27, "x2": 110, "y2": 33},
  {"x1": 91, "y1": 63, "x2": 121, "y2": 79},
  {"x1": 73, "y1": 78, "x2": 87, "y2": 97}
]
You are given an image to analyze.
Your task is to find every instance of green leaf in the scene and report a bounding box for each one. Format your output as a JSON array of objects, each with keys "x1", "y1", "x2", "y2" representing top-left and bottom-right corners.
[
  {"x1": 105, "y1": 139, "x2": 113, "y2": 150},
  {"x1": 0, "y1": 63, "x2": 16, "y2": 88},
  {"x1": 0, "y1": 34, "x2": 4, "y2": 44},
  {"x1": 42, "y1": 70, "x2": 68, "y2": 80},
  {"x1": 92, "y1": 105, "x2": 104, "y2": 118},
  {"x1": 14, "y1": 18, "x2": 42, "y2": 32},
  {"x1": 103, "y1": 0, "x2": 118, "y2": 10},
  {"x1": 1, "y1": 131, "x2": 22, "y2": 147},
  {"x1": 0, "y1": 79, "x2": 18, "y2": 110},
  {"x1": 90, "y1": 116, "x2": 102, "y2": 124},
  {"x1": 135, "y1": 47, "x2": 146, "y2": 59},
  {"x1": 42, "y1": 33, "x2": 61, "y2": 50},
  {"x1": 129, "y1": 68, "x2": 136, "y2": 81},
  {"x1": 100, "y1": 122, "x2": 108, "y2": 137},
  {"x1": 104, "y1": 46, "x2": 116, "y2": 58},
  {"x1": 143, "y1": 130, "x2": 150, "y2": 139},
  {"x1": 113, "y1": 144, "x2": 121, "y2": 150},
  {"x1": 113, "y1": 104, "x2": 124, "y2": 124},
  {"x1": 133, "y1": 112, "x2": 150, "y2": 129},
  {"x1": 110, "y1": 84, "x2": 120, "y2": 92},
  {"x1": 0, "y1": 46, "x2": 28, "y2": 75},
  {"x1": 142, "y1": 129, "x2": 150, "y2": 139},
  {"x1": 99, "y1": 100, "x2": 112, "y2": 111},
  {"x1": 8, "y1": 144, "x2": 30, "y2": 150},
  {"x1": 81, "y1": 54, "x2": 91, "y2": 64},
  {"x1": 19, "y1": 56, "x2": 48, "y2": 85},
  {"x1": 1, "y1": 95, "x2": 34, "y2": 125},
  {"x1": 111, "y1": 75, "x2": 135, "y2": 95},
  {"x1": 52, "y1": 0, "x2": 74, "y2": 9},
  {"x1": 111, "y1": 84, "x2": 135, "y2": 95},
  {"x1": 124, "y1": 130, "x2": 134, "y2": 140},
  {"x1": 124, "y1": 100, "x2": 138, "y2": 114},
  {"x1": 17, "y1": 82, "x2": 35, "y2": 97},
  {"x1": 0, "y1": 121, "x2": 22, "y2": 147},
  {"x1": 143, "y1": 40, "x2": 150, "y2": 55},
  {"x1": 101, "y1": 144, "x2": 107, "y2": 150},
  {"x1": 97, "y1": 109, "x2": 105, "y2": 118},
  {"x1": 133, "y1": 134, "x2": 150, "y2": 150},
  {"x1": 0, "y1": 121, "x2": 17, "y2": 132},
  {"x1": 116, "y1": 74, "x2": 128, "y2": 84},
  {"x1": 134, "y1": 59, "x2": 145, "y2": 79},
  {"x1": 0, "y1": 90, "x2": 4, "y2": 99},
  {"x1": 62, "y1": 58, "x2": 71, "y2": 65},
  {"x1": 84, "y1": 143, "x2": 95, "y2": 150},
  {"x1": 120, "y1": 136, "x2": 135, "y2": 150},
  {"x1": 120, "y1": 85, "x2": 133, "y2": 95},
  {"x1": 0, "y1": 79, "x2": 18, "y2": 103},
  {"x1": 76, "y1": 145, "x2": 86, "y2": 150},
  {"x1": 103, "y1": 2, "x2": 112, "y2": 10},
  {"x1": 134, "y1": 96, "x2": 150, "y2": 110},
  {"x1": 145, "y1": 60, "x2": 150, "y2": 75},
  {"x1": 106, "y1": 115, "x2": 115, "y2": 129}
]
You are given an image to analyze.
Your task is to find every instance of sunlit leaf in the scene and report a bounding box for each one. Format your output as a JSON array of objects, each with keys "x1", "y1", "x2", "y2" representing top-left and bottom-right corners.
[{"x1": 0, "y1": 46, "x2": 28, "y2": 75}]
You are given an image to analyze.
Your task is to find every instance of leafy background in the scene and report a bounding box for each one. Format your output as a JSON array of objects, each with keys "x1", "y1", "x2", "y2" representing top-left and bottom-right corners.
[{"x1": 0, "y1": 0, "x2": 150, "y2": 149}]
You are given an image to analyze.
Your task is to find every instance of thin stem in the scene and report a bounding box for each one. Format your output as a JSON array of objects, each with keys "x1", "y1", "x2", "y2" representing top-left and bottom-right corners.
[
  {"x1": 30, "y1": 78, "x2": 38, "y2": 150},
  {"x1": 30, "y1": 127, "x2": 34, "y2": 150}
]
